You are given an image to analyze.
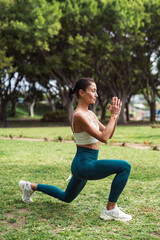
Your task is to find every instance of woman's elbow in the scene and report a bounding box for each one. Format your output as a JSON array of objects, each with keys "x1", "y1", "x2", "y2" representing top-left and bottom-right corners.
[{"x1": 100, "y1": 136, "x2": 109, "y2": 143}]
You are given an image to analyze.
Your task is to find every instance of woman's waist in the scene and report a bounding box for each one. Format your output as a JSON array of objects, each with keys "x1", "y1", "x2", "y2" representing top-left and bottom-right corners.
[
  {"x1": 75, "y1": 146, "x2": 99, "y2": 160},
  {"x1": 76, "y1": 142, "x2": 99, "y2": 150}
]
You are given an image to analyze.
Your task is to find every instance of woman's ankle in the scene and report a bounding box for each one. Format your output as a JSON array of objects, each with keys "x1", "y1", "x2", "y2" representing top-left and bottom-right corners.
[
  {"x1": 106, "y1": 201, "x2": 116, "y2": 210},
  {"x1": 31, "y1": 183, "x2": 38, "y2": 191}
]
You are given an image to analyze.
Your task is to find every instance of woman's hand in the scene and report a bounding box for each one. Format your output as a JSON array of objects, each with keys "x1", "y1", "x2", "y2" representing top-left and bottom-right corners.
[{"x1": 108, "y1": 97, "x2": 122, "y2": 119}]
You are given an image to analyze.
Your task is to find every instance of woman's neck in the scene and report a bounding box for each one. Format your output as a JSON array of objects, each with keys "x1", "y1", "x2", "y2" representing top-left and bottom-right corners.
[{"x1": 77, "y1": 100, "x2": 89, "y2": 112}]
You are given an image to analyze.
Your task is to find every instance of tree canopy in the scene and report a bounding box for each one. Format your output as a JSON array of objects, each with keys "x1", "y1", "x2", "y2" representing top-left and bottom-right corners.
[{"x1": 0, "y1": 0, "x2": 160, "y2": 123}]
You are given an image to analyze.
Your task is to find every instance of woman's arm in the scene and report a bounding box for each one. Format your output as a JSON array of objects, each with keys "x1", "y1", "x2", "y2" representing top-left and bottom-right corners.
[
  {"x1": 74, "y1": 97, "x2": 122, "y2": 143},
  {"x1": 101, "y1": 97, "x2": 121, "y2": 141},
  {"x1": 96, "y1": 117, "x2": 118, "y2": 139},
  {"x1": 95, "y1": 97, "x2": 121, "y2": 139},
  {"x1": 109, "y1": 117, "x2": 119, "y2": 139}
]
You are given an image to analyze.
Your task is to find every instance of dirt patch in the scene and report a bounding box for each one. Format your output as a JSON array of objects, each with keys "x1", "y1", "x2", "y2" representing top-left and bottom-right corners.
[
  {"x1": 108, "y1": 142, "x2": 152, "y2": 150},
  {"x1": 140, "y1": 206, "x2": 156, "y2": 213},
  {"x1": 151, "y1": 232, "x2": 160, "y2": 237},
  {"x1": 0, "y1": 136, "x2": 159, "y2": 150},
  {"x1": 0, "y1": 136, "x2": 45, "y2": 142},
  {"x1": 1, "y1": 219, "x2": 22, "y2": 229},
  {"x1": 17, "y1": 208, "x2": 32, "y2": 214},
  {"x1": 1, "y1": 209, "x2": 30, "y2": 230},
  {"x1": 0, "y1": 136, "x2": 73, "y2": 143},
  {"x1": 49, "y1": 225, "x2": 78, "y2": 234},
  {"x1": 4, "y1": 212, "x2": 15, "y2": 219}
]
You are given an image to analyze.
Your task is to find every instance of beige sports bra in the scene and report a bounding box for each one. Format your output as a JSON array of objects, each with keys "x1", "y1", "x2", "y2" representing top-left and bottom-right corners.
[{"x1": 71, "y1": 112, "x2": 99, "y2": 145}]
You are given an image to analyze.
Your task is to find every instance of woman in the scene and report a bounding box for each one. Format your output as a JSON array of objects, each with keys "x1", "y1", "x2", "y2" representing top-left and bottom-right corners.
[{"x1": 19, "y1": 78, "x2": 132, "y2": 221}]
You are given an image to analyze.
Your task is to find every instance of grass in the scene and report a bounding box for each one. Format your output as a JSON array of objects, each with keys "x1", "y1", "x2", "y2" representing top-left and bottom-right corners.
[
  {"x1": 0, "y1": 138, "x2": 160, "y2": 240},
  {"x1": 0, "y1": 126, "x2": 73, "y2": 142},
  {"x1": 0, "y1": 125, "x2": 160, "y2": 145}
]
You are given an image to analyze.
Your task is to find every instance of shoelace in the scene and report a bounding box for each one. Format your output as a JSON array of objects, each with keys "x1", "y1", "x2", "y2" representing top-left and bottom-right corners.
[{"x1": 24, "y1": 183, "x2": 37, "y2": 199}]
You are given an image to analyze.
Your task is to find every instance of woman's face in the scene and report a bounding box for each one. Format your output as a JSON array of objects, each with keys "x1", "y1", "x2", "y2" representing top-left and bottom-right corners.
[{"x1": 81, "y1": 82, "x2": 98, "y2": 104}]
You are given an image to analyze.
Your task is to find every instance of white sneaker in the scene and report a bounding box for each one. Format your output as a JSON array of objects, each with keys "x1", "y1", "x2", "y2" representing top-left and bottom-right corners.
[
  {"x1": 19, "y1": 180, "x2": 34, "y2": 203},
  {"x1": 100, "y1": 205, "x2": 132, "y2": 222}
]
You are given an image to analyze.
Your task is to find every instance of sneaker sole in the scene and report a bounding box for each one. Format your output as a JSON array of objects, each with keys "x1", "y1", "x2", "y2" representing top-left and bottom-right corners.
[{"x1": 100, "y1": 215, "x2": 132, "y2": 222}]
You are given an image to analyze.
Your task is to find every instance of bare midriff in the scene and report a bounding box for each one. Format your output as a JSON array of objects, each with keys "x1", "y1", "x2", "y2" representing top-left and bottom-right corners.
[{"x1": 77, "y1": 142, "x2": 99, "y2": 150}]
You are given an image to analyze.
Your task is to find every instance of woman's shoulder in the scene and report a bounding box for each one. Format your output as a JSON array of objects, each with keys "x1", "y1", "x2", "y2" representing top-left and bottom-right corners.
[
  {"x1": 71, "y1": 111, "x2": 88, "y2": 131},
  {"x1": 89, "y1": 110, "x2": 97, "y2": 118},
  {"x1": 72, "y1": 110, "x2": 82, "y2": 117},
  {"x1": 72, "y1": 111, "x2": 86, "y2": 121},
  {"x1": 89, "y1": 110, "x2": 95, "y2": 115}
]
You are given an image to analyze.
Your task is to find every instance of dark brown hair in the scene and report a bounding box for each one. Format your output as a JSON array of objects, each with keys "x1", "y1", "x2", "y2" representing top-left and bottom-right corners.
[{"x1": 69, "y1": 78, "x2": 95, "y2": 98}]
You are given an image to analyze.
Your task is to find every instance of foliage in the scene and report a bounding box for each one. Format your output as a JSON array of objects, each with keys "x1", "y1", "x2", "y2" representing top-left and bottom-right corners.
[
  {"x1": 0, "y1": 0, "x2": 160, "y2": 122},
  {"x1": 41, "y1": 109, "x2": 68, "y2": 122},
  {"x1": 150, "y1": 123, "x2": 160, "y2": 128},
  {"x1": 0, "y1": 0, "x2": 61, "y2": 120}
]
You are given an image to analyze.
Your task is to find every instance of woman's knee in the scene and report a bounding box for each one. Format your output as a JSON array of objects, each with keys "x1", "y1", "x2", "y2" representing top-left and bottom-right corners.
[
  {"x1": 64, "y1": 198, "x2": 72, "y2": 203},
  {"x1": 122, "y1": 160, "x2": 131, "y2": 174}
]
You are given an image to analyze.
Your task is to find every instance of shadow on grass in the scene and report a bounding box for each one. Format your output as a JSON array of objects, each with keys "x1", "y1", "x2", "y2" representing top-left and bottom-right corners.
[{"x1": 14, "y1": 198, "x2": 79, "y2": 222}]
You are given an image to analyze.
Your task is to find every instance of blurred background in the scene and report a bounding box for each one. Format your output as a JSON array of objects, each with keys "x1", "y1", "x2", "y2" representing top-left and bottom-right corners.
[{"x1": 0, "y1": 0, "x2": 160, "y2": 127}]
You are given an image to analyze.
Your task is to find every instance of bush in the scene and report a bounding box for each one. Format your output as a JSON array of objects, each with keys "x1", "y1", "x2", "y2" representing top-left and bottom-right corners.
[
  {"x1": 150, "y1": 123, "x2": 160, "y2": 128},
  {"x1": 41, "y1": 109, "x2": 67, "y2": 122}
]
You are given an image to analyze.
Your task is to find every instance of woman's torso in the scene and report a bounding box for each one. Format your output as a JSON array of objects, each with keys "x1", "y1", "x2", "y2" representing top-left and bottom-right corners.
[{"x1": 71, "y1": 110, "x2": 99, "y2": 150}]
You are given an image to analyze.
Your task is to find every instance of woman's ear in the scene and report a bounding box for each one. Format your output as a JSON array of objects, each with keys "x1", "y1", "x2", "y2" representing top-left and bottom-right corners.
[{"x1": 79, "y1": 89, "x2": 85, "y2": 97}]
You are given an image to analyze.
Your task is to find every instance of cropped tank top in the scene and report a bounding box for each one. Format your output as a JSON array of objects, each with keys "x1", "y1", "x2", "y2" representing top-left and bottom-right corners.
[{"x1": 71, "y1": 112, "x2": 99, "y2": 145}]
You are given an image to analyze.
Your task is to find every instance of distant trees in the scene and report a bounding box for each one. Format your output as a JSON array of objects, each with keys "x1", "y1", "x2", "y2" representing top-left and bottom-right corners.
[{"x1": 0, "y1": 0, "x2": 160, "y2": 123}]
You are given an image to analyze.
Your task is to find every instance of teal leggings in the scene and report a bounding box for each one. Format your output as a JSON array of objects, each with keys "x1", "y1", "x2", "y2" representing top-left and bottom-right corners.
[{"x1": 37, "y1": 147, "x2": 131, "y2": 203}]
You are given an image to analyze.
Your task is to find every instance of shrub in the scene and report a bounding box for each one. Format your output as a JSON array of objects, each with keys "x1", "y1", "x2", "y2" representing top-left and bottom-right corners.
[
  {"x1": 150, "y1": 123, "x2": 160, "y2": 128},
  {"x1": 41, "y1": 109, "x2": 67, "y2": 122}
]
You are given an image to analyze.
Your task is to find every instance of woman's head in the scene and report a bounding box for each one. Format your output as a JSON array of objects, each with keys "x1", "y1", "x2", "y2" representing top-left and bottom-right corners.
[{"x1": 70, "y1": 78, "x2": 96, "y2": 98}]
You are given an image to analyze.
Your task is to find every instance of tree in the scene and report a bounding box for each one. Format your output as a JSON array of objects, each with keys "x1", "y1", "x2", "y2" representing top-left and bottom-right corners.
[
  {"x1": 75, "y1": 0, "x2": 146, "y2": 123},
  {"x1": 134, "y1": 0, "x2": 160, "y2": 122},
  {"x1": 0, "y1": 0, "x2": 61, "y2": 120},
  {"x1": 98, "y1": 0, "x2": 147, "y2": 123},
  {"x1": 23, "y1": 83, "x2": 44, "y2": 117},
  {"x1": 43, "y1": 0, "x2": 100, "y2": 121},
  {"x1": 0, "y1": 48, "x2": 15, "y2": 121},
  {"x1": 0, "y1": 0, "x2": 17, "y2": 122}
]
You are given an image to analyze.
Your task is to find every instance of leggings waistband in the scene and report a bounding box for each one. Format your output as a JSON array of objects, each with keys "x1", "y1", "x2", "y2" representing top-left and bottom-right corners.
[
  {"x1": 76, "y1": 146, "x2": 99, "y2": 154},
  {"x1": 76, "y1": 146, "x2": 99, "y2": 161}
]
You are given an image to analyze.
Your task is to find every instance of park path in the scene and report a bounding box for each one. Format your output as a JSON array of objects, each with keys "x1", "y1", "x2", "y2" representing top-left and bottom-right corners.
[{"x1": 0, "y1": 136, "x2": 156, "y2": 150}]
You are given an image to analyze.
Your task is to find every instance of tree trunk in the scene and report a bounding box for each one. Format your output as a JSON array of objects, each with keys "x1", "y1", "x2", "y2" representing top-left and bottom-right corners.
[
  {"x1": 66, "y1": 97, "x2": 74, "y2": 123},
  {"x1": 118, "y1": 98, "x2": 127, "y2": 124},
  {"x1": 0, "y1": 100, "x2": 5, "y2": 122},
  {"x1": 125, "y1": 101, "x2": 130, "y2": 122},
  {"x1": 98, "y1": 95, "x2": 109, "y2": 121},
  {"x1": 29, "y1": 99, "x2": 35, "y2": 117},
  {"x1": 51, "y1": 102, "x2": 56, "y2": 112},
  {"x1": 11, "y1": 100, "x2": 16, "y2": 117},
  {"x1": 150, "y1": 101, "x2": 156, "y2": 123},
  {"x1": 0, "y1": 98, "x2": 8, "y2": 127},
  {"x1": 47, "y1": 96, "x2": 56, "y2": 112},
  {"x1": 101, "y1": 106, "x2": 107, "y2": 121}
]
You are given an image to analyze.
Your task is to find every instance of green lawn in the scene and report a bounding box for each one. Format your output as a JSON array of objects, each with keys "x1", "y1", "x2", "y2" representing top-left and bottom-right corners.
[
  {"x1": 0, "y1": 139, "x2": 159, "y2": 239},
  {"x1": 0, "y1": 125, "x2": 160, "y2": 145}
]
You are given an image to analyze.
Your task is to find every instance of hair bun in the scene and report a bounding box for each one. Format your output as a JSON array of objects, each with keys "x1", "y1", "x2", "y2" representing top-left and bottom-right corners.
[{"x1": 69, "y1": 88, "x2": 75, "y2": 95}]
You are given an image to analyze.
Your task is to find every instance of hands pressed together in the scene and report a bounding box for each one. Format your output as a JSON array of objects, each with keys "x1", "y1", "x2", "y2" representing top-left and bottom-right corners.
[{"x1": 108, "y1": 97, "x2": 122, "y2": 119}]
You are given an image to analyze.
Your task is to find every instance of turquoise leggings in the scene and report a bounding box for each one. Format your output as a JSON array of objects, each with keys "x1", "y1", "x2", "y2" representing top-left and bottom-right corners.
[{"x1": 37, "y1": 147, "x2": 131, "y2": 203}]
